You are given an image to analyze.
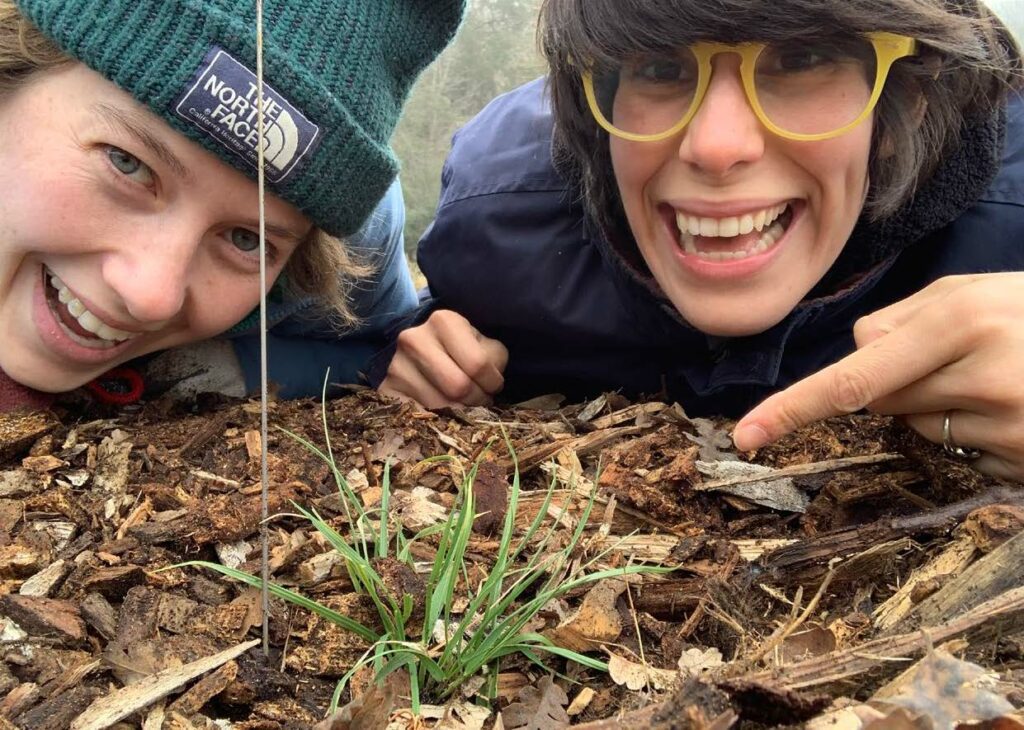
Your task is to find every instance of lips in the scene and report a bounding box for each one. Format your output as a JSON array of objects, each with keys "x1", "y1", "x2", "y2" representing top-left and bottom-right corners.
[{"x1": 42, "y1": 267, "x2": 139, "y2": 350}]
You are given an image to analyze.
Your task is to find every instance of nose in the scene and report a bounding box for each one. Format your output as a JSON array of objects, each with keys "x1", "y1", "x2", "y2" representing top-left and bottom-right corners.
[
  {"x1": 101, "y1": 219, "x2": 198, "y2": 325},
  {"x1": 677, "y1": 55, "x2": 766, "y2": 177}
]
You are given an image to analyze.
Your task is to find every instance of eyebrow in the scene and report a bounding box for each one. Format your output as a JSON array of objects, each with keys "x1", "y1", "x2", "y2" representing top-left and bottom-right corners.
[
  {"x1": 246, "y1": 221, "x2": 308, "y2": 245},
  {"x1": 92, "y1": 103, "x2": 308, "y2": 242},
  {"x1": 91, "y1": 103, "x2": 192, "y2": 180}
]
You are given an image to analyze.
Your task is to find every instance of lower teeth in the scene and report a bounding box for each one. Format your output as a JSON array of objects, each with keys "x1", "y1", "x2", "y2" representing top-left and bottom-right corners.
[{"x1": 679, "y1": 212, "x2": 788, "y2": 260}]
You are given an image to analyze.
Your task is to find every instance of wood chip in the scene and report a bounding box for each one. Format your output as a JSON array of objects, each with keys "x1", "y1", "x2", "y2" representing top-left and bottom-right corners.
[
  {"x1": 0, "y1": 595, "x2": 86, "y2": 645},
  {"x1": 70, "y1": 639, "x2": 258, "y2": 730}
]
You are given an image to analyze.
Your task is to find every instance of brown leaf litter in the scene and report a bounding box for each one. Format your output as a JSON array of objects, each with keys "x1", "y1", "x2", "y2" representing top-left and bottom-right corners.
[{"x1": 0, "y1": 391, "x2": 1022, "y2": 729}]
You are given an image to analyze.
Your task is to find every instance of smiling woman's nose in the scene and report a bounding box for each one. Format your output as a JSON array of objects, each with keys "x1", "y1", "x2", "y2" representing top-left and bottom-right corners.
[
  {"x1": 677, "y1": 62, "x2": 766, "y2": 176},
  {"x1": 103, "y1": 229, "x2": 195, "y2": 325}
]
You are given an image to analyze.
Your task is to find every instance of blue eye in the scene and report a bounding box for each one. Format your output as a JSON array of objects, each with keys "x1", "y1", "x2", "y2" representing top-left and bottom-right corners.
[
  {"x1": 106, "y1": 146, "x2": 155, "y2": 186},
  {"x1": 230, "y1": 228, "x2": 260, "y2": 252}
]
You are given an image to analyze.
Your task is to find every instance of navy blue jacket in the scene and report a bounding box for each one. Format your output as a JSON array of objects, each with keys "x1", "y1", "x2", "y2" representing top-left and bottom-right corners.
[
  {"x1": 409, "y1": 78, "x2": 1024, "y2": 417},
  {"x1": 230, "y1": 180, "x2": 417, "y2": 398}
]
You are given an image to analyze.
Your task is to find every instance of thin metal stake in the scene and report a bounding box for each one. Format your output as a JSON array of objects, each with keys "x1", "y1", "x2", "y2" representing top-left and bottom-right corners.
[{"x1": 255, "y1": 0, "x2": 271, "y2": 658}]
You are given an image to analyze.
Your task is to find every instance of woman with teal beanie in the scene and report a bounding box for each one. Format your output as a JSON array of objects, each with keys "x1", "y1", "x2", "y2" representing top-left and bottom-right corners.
[{"x1": 0, "y1": 0, "x2": 464, "y2": 411}]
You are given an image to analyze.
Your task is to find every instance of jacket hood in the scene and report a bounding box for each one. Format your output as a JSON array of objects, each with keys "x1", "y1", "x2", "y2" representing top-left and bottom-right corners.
[{"x1": 816, "y1": 102, "x2": 1007, "y2": 293}]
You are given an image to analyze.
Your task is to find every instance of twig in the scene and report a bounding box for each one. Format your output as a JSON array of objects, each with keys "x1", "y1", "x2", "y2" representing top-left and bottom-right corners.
[
  {"x1": 750, "y1": 569, "x2": 835, "y2": 667},
  {"x1": 694, "y1": 453, "x2": 905, "y2": 491},
  {"x1": 739, "y1": 585, "x2": 1024, "y2": 690}
]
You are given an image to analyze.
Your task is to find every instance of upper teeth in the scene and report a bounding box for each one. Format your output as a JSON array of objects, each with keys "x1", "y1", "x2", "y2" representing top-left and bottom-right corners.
[
  {"x1": 48, "y1": 273, "x2": 137, "y2": 343},
  {"x1": 676, "y1": 203, "x2": 788, "y2": 239}
]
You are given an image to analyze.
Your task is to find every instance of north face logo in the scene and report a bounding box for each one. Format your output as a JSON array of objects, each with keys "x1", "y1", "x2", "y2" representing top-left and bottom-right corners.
[{"x1": 174, "y1": 47, "x2": 321, "y2": 183}]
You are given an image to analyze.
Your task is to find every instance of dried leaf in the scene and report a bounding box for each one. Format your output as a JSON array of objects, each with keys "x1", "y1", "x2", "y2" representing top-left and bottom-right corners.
[
  {"x1": 871, "y1": 650, "x2": 1014, "y2": 730},
  {"x1": 864, "y1": 706, "x2": 934, "y2": 730},
  {"x1": 369, "y1": 430, "x2": 424, "y2": 464},
  {"x1": 608, "y1": 653, "x2": 677, "y2": 691},
  {"x1": 393, "y1": 487, "x2": 448, "y2": 531},
  {"x1": 502, "y1": 675, "x2": 570, "y2": 730},
  {"x1": 779, "y1": 626, "x2": 837, "y2": 664},
  {"x1": 677, "y1": 647, "x2": 724, "y2": 676},
  {"x1": 432, "y1": 701, "x2": 493, "y2": 729},
  {"x1": 316, "y1": 674, "x2": 404, "y2": 730},
  {"x1": 683, "y1": 417, "x2": 737, "y2": 461},
  {"x1": 544, "y1": 579, "x2": 625, "y2": 652},
  {"x1": 696, "y1": 460, "x2": 809, "y2": 513}
]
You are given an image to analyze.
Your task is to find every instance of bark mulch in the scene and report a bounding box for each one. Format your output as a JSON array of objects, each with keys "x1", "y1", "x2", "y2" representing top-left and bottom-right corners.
[{"x1": 2, "y1": 391, "x2": 1023, "y2": 729}]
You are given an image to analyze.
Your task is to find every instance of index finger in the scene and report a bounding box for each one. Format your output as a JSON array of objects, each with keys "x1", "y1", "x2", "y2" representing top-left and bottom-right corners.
[{"x1": 732, "y1": 308, "x2": 962, "y2": 450}]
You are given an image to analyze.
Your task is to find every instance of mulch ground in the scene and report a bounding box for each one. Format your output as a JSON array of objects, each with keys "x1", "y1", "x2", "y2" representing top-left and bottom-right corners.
[{"x1": 2, "y1": 390, "x2": 1024, "y2": 729}]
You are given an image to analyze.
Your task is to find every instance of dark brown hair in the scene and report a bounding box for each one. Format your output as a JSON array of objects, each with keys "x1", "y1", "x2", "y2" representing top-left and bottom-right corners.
[{"x1": 539, "y1": 0, "x2": 1022, "y2": 245}]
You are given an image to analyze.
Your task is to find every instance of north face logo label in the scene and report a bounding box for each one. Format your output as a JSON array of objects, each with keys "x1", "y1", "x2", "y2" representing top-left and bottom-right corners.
[{"x1": 174, "y1": 47, "x2": 321, "y2": 183}]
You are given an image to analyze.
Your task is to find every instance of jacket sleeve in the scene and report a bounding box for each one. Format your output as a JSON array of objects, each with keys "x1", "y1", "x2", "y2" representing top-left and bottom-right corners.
[{"x1": 231, "y1": 179, "x2": 419, "y2": 399}]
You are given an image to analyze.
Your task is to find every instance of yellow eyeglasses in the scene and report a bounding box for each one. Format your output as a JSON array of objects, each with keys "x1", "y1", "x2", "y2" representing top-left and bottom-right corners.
[{"x1": 582, "y1": 32, "x2": 918, "y2": 143}]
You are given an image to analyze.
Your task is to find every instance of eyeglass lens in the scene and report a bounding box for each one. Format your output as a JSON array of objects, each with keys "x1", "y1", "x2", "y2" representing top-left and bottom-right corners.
[{"x1": 592, "y1": 36, "x2": 879, "y2": 137}]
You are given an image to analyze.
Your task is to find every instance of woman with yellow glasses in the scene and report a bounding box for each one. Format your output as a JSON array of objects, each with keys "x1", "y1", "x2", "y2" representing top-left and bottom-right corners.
[{"x1": 380, "y1": 1, "x2": 1024, "y2": 482}]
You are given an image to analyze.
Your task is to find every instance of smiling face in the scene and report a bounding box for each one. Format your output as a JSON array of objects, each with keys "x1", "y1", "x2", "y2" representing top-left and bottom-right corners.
[
  {"x1": 0, "y1": 63, "x2": 311, "y2": 393},
  {"x1": 610, "y1": 54, "x2": 873, "y2": 337}
]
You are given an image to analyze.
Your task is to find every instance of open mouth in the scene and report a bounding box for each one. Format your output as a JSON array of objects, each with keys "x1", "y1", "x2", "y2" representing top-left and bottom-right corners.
[
  {"x1": 675, "y1": 202, "x2": 796, "y2": 261},
  {"x1": 42, "y1": 267, "x2": 138, "y2": 349}
]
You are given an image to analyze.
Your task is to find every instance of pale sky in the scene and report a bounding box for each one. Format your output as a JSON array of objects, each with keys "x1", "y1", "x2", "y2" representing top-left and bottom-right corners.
[{"x1": 984, "y1": 0, "x2": 1024, "y2": 39}]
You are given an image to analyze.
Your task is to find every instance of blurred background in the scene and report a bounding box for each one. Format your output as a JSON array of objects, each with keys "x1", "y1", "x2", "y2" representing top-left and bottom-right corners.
[{"x1": 391, "y1": 0, "x2": 1024, "y2": 275}]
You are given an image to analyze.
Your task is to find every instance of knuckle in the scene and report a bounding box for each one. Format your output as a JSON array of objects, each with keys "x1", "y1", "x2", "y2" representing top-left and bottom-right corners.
[
  {"x1": 440, "y1": 371, "x2": 476, "y2": 402},
  {"x1": 828, "y1": 368, "x2": 877, "y2": 413},
  {"x1": 462, "y1": 352, "x2": 491, "y2": 380},
  {"x1": 431, "y1": 309, "x2": 464, "y2": 330},
  {"x1": 395, "y1": 327, "x2": 419, "y2": 350},
  {"x1": 852, "y1": 316, "x2": 878, "y2": 347},
  {"x1": 947, "y1": 284, "x2": 1002, "y2": 338}
]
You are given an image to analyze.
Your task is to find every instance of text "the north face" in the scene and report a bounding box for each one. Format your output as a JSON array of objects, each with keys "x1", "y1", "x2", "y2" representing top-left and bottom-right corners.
[{"x1": 174, "y1": 47, "x2": 321, "y2": 183}]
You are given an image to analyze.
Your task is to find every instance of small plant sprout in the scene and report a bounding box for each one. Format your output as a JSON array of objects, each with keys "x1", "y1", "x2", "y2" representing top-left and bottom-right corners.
[{"x1": 178, "y1": 390, "x2": 672, "y2": 715}]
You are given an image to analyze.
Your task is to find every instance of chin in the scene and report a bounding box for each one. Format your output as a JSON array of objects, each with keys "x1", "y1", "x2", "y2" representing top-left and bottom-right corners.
[
  {"x1": 1, "y1": 356, "x2": 93, "y2": 394},
  {"x1": 680, "y1": 304, "x2": 791, "y2": 338}
]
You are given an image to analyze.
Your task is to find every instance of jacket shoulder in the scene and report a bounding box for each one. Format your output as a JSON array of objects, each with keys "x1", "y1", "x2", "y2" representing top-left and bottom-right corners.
[{"x1": 439, "y1": 77, "x2": 566, "y2": 205}]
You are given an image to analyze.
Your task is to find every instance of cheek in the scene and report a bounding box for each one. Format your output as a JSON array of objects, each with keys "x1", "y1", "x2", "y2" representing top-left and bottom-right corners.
[
  {"x1": 183, "y1": 261, "x2": 288, "y2": 340},
  {"x1": 0, "y1": 171, "x2": 105, "y2": 256},
  {"x1": 800, "y1": 129, "x2": 873, "y2": 205},
  {"x1": 610, "y1": 139, "x2": 667, "y2": 222},
  {"x1": 189, "y1": 276, "x2": 260, "y2": 336}
]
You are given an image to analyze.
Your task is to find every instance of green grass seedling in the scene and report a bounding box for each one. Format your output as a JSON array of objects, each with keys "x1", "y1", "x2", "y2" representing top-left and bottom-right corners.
[{"x1": 182, "y1": 395, "x2": 672, "y2": 715}]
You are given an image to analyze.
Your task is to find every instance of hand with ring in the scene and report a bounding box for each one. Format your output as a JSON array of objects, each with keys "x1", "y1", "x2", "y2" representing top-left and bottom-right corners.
[
  {"x1": 942, "y1": 410, "x2": 982, "y2": 460},
  {"x1": 734, "y1": 273, "x2": 1024, "y2": 481}
]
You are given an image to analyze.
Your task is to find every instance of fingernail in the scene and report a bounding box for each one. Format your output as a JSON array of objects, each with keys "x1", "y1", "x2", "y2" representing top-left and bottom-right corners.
[{"x1": 733, "y1": 424, "x2": 770, "y2": 452}]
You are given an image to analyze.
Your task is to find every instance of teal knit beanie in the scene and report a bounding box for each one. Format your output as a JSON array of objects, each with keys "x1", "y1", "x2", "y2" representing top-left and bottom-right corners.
[{"x1": 16, "y1": 0, "x2": 465, "y2": 237}]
